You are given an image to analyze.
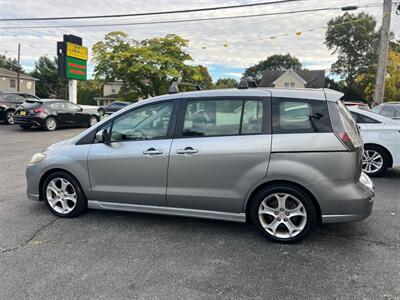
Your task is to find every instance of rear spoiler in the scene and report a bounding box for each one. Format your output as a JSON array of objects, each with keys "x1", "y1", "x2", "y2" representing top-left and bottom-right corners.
[{"x1": 323, "y1": 88, "x2": 344, "y2": 102}]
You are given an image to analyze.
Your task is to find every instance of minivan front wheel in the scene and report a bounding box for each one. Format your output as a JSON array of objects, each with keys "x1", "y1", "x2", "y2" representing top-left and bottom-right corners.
[
  {"x1": 42, "y1": 171, "x2": 87, "y2": 218},
  {"x1": 250, "y1": 185, "x2": 317, "y2": 243}
]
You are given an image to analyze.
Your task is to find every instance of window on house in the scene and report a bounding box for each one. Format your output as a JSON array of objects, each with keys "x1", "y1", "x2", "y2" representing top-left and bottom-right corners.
[
  {"x1": 26, "y1": 81, "x2": 32, "y2": 90},
  {"x1": 284, "y1": 82, "x2": 295, "y2": 88},
  {"x1": 112, "y1": 88, "x2": 117, "y2": 94},
  {"x1": 10, "y1": 79, "x2": 16, "y2": 88}
]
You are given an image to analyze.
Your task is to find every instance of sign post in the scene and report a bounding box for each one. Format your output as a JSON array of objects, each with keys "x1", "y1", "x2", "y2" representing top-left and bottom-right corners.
[{"x1": 57, "y1": 35, "x2": 88, "y2": 104}]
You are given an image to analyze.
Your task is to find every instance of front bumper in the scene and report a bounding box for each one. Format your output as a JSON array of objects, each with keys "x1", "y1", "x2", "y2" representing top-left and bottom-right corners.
[
  {"x1": 321, "y1": 172, "x2": 375, "y2": 223},
  {"x1": 26, "y1": 163, "x2": 42, "y2": 201}
]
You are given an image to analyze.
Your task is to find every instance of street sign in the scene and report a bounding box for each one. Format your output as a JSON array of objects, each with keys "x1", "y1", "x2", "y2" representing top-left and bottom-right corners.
[
  {"x1": 66, "y1": 56, "x2": 87, "y2": 80},
  {"x1": 66, "y1": 42, "x2": 88, "y2": 61}
]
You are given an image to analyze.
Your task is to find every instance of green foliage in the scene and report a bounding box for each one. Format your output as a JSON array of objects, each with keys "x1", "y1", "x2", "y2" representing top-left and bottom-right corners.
[
  {"x1": 92, "y1": 32, "x2": 212, "y2": 99},
  {"x1": 0, "y1": 54, "x2": 22, "y2": 72},
  {"x1": 30, "y1": 56, "x2": 67, "y2": 98},
  {"x1": 77, "y1": 80, "x2": 102, "y2": 105},
  {"x1": 325, "y1": 13, "x2": 378, "y2": 93},
  {"x1": 213, "y1": 78, "x2": 238, "y2": 89},
  {"x1": 244, "y1": 54, "x2": 302, "y2": 79}
]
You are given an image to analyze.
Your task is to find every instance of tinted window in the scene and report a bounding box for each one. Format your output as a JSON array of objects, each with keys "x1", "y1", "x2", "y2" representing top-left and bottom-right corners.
[
  {"x1": 2, "y1": 94, "x2": 25, "y2": 102},
  {"x1": 350, "y1": 112, "x2": 381, "y2": 124},
  {"x1": 380, "y1": 106, "x2": 396, "y2": 118},
  {"x1": 272, "y1": 98, "x2": 331, "y2": 134},
  {"x1": 110, "y1": 102, "x2": 173, "y2": 142},
  {"x1": 65, "y1": 102, "x2": 81, "y2": 112},
  {"x1": 49, "y1": 102, "x2": 66, "y2": 110},
  {"x1": 182, "y1": 99, "x2": 264, "y2": 137}
]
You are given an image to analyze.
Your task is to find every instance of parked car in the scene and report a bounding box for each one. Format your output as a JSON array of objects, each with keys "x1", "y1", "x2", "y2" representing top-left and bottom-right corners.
[
  {"x1": 343, "y1": 100, "x2": 371, "y2": 111},
  {"x1": 0, "y1": 92, "x2": 40, "y2": 124},
  {"x1": 14, "y1": 99, "x2": 99, "y2": 131},
  {"x1": 97, "y1": 101, "x2": 131, "y2": 116},
  {"x1": 349, "y1": 107, "x2": 400, "y2": 176},
  {"x1": 26, "y1": 88, "x2": 374, "y2": 243},
  {"x1": 371, "y1": 102, "x2": 400, "y2": 120}
]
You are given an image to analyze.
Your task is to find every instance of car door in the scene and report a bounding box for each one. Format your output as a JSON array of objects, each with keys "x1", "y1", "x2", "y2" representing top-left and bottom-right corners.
[
  {"x1": 87, "y1": 100, "x2": 178, "y2": 206},
  {"x1": 167, "y1": 96, "x2": 272, "y2": 213},
  {"x1": 65, "y1": 102, "x2": 87, "y2": 126},
  {"x1": 49, "y1": 102, "x2": 70, "y2": 126}
]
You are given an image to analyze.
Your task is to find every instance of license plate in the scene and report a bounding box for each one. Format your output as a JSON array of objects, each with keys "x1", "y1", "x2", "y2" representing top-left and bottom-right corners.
[{"x1": 20, "y1": 111, "x2": 27, "y2": 116}]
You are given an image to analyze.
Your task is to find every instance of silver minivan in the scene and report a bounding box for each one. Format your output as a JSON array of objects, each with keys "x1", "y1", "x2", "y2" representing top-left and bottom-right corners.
[{"x1": 26, "y1": 88, "x2": 374, "y2": 243}]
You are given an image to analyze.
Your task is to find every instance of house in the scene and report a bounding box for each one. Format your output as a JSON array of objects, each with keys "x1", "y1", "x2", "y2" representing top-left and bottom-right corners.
[
  {"x1": 0, "y1": 67, "x2": 38, "y2": 95},
  {"x1": 94, "y1": 81, "x2": 123, "y2": 106},
  {"x1": 258, "y1": 69, "x2": 325, "y2": 89}
]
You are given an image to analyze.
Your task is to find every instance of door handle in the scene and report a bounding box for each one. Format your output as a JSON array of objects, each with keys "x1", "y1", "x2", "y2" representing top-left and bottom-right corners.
[
  {"x1": 143, "y1": 148, "x2": 163, "y2": 155},
  {"x1": 176, "y1": 147, "x2": 198, "y2": 154}
]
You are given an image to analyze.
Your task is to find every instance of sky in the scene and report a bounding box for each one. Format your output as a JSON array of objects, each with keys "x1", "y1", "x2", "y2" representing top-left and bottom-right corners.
[{"x1": 0, "y1": 0, "x2": 399, "y2": 82}]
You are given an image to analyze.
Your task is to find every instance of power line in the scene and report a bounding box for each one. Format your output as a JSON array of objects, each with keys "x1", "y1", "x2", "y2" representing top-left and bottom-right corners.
[
  {"x1": 0, "y1": 4, "x2": 382, "y2": 30},
  {"x1": 0, "y1": 0, "x2": 306, "y2": 22}
]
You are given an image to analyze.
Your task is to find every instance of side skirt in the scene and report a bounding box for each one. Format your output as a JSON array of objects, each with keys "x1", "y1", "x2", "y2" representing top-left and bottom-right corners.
[{"x1": 88, "y1": 200, "x2": 246, "y2": 223}]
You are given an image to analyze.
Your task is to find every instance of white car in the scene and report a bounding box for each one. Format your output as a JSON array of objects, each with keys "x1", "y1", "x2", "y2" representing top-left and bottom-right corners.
[{"x1": 349, "y1": 107, "x2": 400, "y2": 176}]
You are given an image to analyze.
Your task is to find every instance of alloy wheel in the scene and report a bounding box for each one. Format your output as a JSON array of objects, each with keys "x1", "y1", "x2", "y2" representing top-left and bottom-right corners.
[
  {"x1": 89, "y1": 116, "x2": 98, "y2": 126},
  {"x1": 46, "y1": 178, "x2": 77, "y2": 214},
  {"x1": 258, "y1": 193, "x2": 307, "y2": 239},
  {"x1": 46, "y1": 118, "x2": 57, "y2": 131},
  {"x1": 6, "y1": 111, "x2": 15, "y2": 124},
  {"x1": 362, "y1": 150, "x2": 383, "y2": 174}
]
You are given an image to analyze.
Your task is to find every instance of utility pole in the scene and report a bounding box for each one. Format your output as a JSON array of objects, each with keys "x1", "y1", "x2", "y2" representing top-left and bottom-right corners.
[
  {"x1": 17, "y1": 43, "x2": 21, "y2": 92},
  {"x1": 373, "y1": 0, "x2": 392, "y2": 106}
]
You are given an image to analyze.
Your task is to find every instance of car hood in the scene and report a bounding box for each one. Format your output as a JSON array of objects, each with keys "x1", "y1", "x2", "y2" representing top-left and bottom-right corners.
[{"x1": 46, "y1": 139, "x2": 71, "y2": 151}]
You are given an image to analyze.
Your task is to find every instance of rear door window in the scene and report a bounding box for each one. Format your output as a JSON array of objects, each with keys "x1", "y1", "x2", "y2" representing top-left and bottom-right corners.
[
  {"x1": 272, "y1": 98, "x2": 332, "y2": 134},
  {"x1": 181, "y1": 99, "x2": 265, "y2": 137}
]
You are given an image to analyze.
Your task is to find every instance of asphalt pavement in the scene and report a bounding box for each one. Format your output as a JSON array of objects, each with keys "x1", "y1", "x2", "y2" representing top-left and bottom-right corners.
[{"x1": 0, "y1": 124, "x2": 399, "y2": 299}]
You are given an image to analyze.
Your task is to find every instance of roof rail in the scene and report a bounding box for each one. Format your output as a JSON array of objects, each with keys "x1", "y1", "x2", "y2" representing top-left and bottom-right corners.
[
  {"x1": 238, "y1": 76, "x2": 257, "y2": 89},
  {"x1": 168, "y1": 81, "x2": 203, "y2": 94}
]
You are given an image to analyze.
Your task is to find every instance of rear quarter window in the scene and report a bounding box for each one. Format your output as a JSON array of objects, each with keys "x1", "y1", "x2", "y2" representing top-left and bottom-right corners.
[{"x1": 272, "y1": 98, "x2": 332, "y2": 134}]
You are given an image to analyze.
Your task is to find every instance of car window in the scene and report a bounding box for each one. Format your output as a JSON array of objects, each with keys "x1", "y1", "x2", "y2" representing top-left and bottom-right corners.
[
  {"x1": 49, "y1": 102, "x2": 66, "y2": 110},
  {"x1": 182, "y1": 99, "x2": 264, "y2": 137},
  {"x1": 380, "y1": 106, "x2": 396, "y2": 118},
  {"x1": 65, "y1": 102, "x2": 82, "y2": 112},
  {"x1": 2, "y1": 94, "x2": 25, "y2": 102},
  {"x1": 110, "y1": 102, "x2": 174, "y2": 142},
  {"x1": 350, "y1": 112, "x2": 381, "y2": 124},
  {"x1": 272, "y1": 98, "x2": 332, "y2": 134}
]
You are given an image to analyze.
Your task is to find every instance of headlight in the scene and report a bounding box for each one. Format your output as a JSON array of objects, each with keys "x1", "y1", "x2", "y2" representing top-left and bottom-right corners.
[{"x1": 30, "y1": 152, "x2": 46, "y2": 164}]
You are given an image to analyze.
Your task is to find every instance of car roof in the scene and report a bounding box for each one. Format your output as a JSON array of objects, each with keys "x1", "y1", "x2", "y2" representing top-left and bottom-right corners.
[{"x1": 145, "y1": 88, "x2": 343, "y2": 102}]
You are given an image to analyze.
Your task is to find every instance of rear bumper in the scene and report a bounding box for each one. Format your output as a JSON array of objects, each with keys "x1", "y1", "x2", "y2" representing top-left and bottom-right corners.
[
  {"x1": 14, "y1": 115, "x2": 44, "y2": 127},
  {"x1": 320, "y1": 172, "x2": 375, "y2": 223}
]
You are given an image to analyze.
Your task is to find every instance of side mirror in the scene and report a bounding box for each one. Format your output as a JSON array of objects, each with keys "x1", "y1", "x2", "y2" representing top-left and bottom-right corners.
[{"x1": 96, "y1": 129, "x2": 110, "y2": 145}]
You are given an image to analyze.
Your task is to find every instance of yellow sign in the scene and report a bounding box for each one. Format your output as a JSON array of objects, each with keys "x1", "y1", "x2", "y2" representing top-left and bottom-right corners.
[{"x1": 66, "y1": 42, "x2": 88, "y2": 61}]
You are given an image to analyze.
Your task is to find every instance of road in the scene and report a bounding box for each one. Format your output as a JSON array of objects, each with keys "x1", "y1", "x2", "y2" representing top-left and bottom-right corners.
[{"x1": 0, "y1": 124, "x2": 399, "y2": 299}]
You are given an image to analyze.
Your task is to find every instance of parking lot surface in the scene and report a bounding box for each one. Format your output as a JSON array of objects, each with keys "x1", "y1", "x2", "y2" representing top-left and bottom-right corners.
[{"x1": 0, "y1": 124, "x2": 399, "y2": 299}]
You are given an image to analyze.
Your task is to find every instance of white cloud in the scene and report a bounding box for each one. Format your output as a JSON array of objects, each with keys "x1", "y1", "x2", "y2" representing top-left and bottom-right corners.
[{"x1": 0, "y1": 0, "x2": 397, "y2": 79}]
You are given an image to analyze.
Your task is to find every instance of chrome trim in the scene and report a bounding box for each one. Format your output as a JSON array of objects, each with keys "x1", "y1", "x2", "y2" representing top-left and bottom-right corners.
[{"x1": 88, "y1": 200, "x2": 246, "y2": 223}]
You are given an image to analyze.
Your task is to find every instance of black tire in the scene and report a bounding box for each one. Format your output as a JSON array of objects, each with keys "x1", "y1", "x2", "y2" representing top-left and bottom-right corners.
[
  {"x1": 19, "y1": 124, "x2": 32, "y2": 130},
  {"x1": 250, "y1": 184, "x2": 317, "y2": 243},
  {"x1": 5, "y1": 110, "x2": 15, "y2": 125},
  {"x1": 44, "y1": 117, "x2": 57, "y2": 131},
  {"x1": 362, "y1": 145, "x2": 390, "y2": 177},
  {"x1": 42, "y1": 171, "x2": 87, "y2": 218},
  {"x1": 98, "y1": 108, "x2": 105, "y2": 116}
]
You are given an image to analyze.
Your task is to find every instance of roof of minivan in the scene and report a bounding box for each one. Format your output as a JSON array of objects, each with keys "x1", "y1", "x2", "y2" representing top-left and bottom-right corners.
[{"x1": 147, "y1": 88, "x2": 343, "y2": 102}]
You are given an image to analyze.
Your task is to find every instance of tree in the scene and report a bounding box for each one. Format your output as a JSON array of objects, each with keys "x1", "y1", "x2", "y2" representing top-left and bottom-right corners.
[
  {"x1": 92, "y1": 32, "x2": 212, "y2": 99},
  {"x1": 325, "y1": 13, "x2": 379, "y2": 97},
  {"x1": 77, "y1": 80, "x2": 102, "y2": 105},
  {"x1": 356, "y1": 49, "x2": 400, "y2": 103},
  {"x1": 31, "y1": 56, "x2": 67, "y2": 98},
  {"x1": 213, "y1": 78, "x2": 238, "y2": 89},
  {"x1": 244, "y1": 54, "x2": 302, "y2": 79},
  {"x1": 0, "y1": 54, "x2": 21, "y2": 72}
]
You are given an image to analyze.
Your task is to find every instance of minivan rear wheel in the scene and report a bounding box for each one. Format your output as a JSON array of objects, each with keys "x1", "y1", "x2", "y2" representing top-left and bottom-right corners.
[
  {"x1": 42, "y1": 171, "x2": 87, "y2": 218},
  {"x1": 250, "y1": 185, "x2": 317, "y2": 243}
]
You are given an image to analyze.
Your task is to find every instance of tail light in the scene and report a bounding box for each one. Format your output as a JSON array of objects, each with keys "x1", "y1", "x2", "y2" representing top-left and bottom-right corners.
[
  {"x1": 328, "y1": 101, "x2": 362, "y2": 151},
  {"x1": 32, "y1": 108, "x2": 44, "y2": 113}
]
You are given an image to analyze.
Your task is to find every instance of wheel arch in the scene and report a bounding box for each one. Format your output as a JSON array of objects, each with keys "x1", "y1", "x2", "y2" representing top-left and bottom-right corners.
[
  {"x1": 364, "y1": 143, "x2": 393, "y2": 168},
  {"x1": 244, "y1": 180, "x2": 322, "y2": 224},
  {"x1": 39, "y1": 168, "x2": 87, "y2": 201}
]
